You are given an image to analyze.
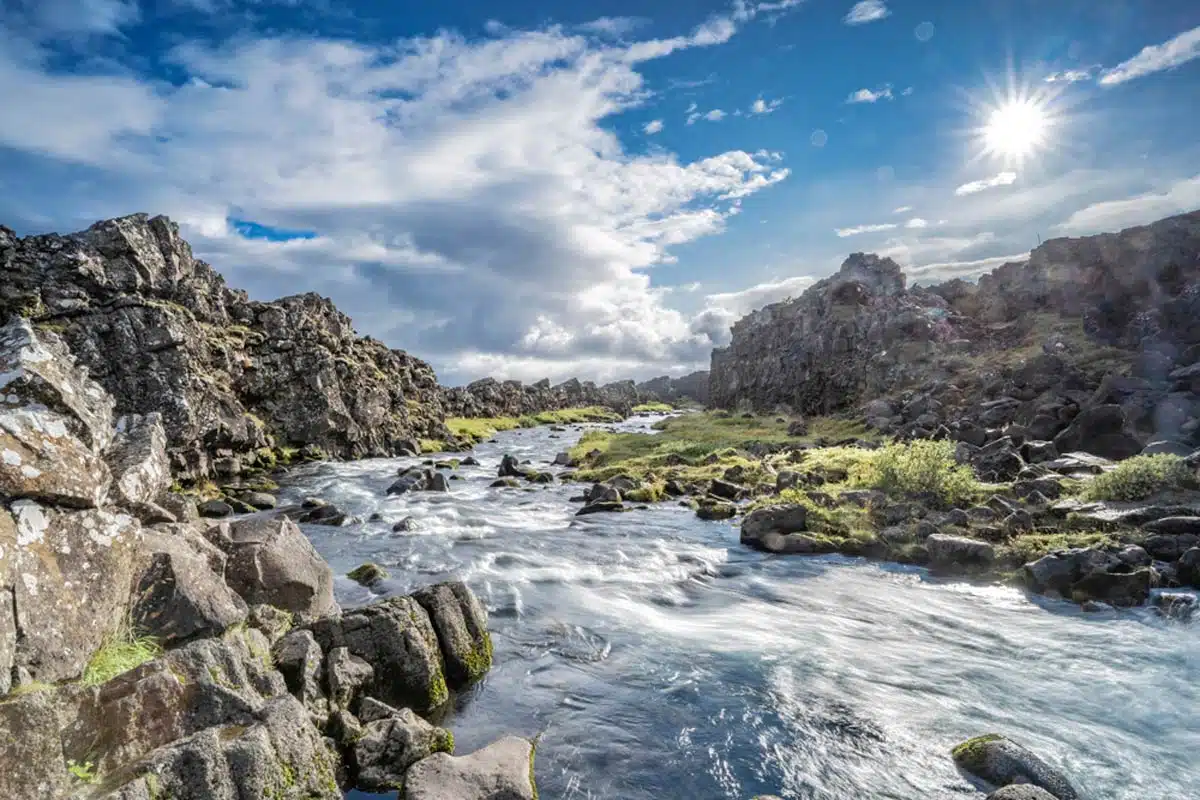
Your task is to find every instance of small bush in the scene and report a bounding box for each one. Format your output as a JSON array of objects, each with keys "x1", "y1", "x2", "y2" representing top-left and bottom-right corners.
[
  {"x1": 81, "y1": 628, "x2": 162, "y2": 687},
  {"x1": 632, "y1": 402, "x2": 674, "y2": 413},
  {"x1": 1080, "y1": 454, "x2": 1196, "y2": 502},
  {"x1": 856, "y1": 440, "x2": 979, "y2": 505}
]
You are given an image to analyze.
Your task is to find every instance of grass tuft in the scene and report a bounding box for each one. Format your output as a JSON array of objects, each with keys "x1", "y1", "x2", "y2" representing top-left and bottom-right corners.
[
  {"x1": 81, "y1": 627, "x2": 162, "y2": 687},
  {"x1": 1079, "y1": 454, "x2": 1196, "y2": 502}
]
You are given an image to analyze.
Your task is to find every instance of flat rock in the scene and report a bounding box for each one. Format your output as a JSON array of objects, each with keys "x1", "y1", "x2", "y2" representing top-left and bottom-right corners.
[
  {"x1": 402, "y1": 735, "x2": 537, "y2": 800},
  {"x1": 926, "y1": 534, "x2": 995, "y2": 570}
]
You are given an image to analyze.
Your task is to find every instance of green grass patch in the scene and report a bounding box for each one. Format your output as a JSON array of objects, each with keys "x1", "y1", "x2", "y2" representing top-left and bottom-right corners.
[
  {"x1": 448, "y1": 407, "x2": 621, "y2": 445},
  {"x1": 526, "y1": 406, "x2": 623, "y2": 425},
  {"x1": 446, "y1": 416, "x2": 523, "y2": 444},
  {"x1": 419, "y1": 439, "x2": 448, "y2": 453},
  {"x1": 1000, "y1": 530, "x2": 1121, "y2": 563},
  {"x1": 81, "y1": 627, "x2": 162, "y2": 687},
  {"x1": 1079, "y1": 454, "x2": 1196, "y2": 502},
  {"x1": 767, "y1": 488, "x2": 877, "y2": 548},
  {"x1": 632, "y1": 402, "x2": 674, "y2": 413}
]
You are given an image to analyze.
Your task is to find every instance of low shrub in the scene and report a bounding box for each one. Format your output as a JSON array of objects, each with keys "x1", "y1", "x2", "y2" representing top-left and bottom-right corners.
[
  {"x1": 856, "y1": 440, "x2": 980, "y2": 505},
  {"x1": 1080, "y1": 454, "x2": 1196, "y2": 502}
]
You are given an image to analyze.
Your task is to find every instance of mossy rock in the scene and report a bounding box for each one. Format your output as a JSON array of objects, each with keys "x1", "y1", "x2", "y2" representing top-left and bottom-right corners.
[
  {"x1": 347, "y1": 563, "x2": 389, "y2": 588},
  {"x1": 696, "y1": 500, "x2": 737, "y2": 520}
]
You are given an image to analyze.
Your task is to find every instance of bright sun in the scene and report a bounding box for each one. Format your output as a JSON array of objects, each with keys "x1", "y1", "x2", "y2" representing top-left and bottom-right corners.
[{"x1": 982, "y1": 99, "x2": 1048, "y2": 160}]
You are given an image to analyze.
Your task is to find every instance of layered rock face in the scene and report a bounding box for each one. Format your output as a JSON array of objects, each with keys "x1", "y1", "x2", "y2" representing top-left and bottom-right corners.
[
  {"x1": 0, "y1": 214, "x2": 449, "y2": 479},
  {"x1": 635, "y1": 370, "x2": 710, "y2": 405},
  {"x1": 442, "y1": 376, "x2": 641, "y2": 417},
  {"x1": 711, "y1": 211, "x2": 1200, "y2": 450}
]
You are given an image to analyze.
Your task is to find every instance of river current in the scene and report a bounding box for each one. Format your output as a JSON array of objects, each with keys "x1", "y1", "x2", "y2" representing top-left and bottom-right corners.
[{"x1": 278, "y1": 416, "x2": 1200, "y2": 800}]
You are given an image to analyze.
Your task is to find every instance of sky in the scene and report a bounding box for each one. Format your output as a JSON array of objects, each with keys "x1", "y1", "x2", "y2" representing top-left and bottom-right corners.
[{"x1": 1, "y1": 1, "x2": 1199, "y2": 386}]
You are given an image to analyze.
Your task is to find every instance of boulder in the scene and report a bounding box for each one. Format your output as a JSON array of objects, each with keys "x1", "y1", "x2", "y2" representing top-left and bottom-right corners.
[
  {"x1": 295, "y1": 502, "x2": 349, "y2": 525},
  {"x1": 1070, "y1": 567, "x2": 1152, "y2": 606},
  {"x1": 309, "y1": 595, "x2": 449, "y2": 714},
  {"x1": 239, "y1": 490, "x2": 278, "y2": 510},
  {"x1": 0, "y1": 406, "x2": 112, "y2": 508},
  {"x1": 498, "y1": 454, "x2": 529, "y2": 478},
  {"x1": 963, "y1": 437, "x2": 1025, "y2": 482},
  {"x1": 411, "y1": 581, "x2": 493, "y2": 688},
  {"x1": 209, "y1": 517, "x2": 337, "y2": 618},
  {"x1": 392, "y1": 516, "x2": 420, "y2": 533},
  {"x1": 0, "y1": 688, "x2": 70, "y2": 798},
  {"x1": 696, "y1": 499, "x2": 737, "y2": 520},
  {"x1": 326, "y1": 646, "x2": 374, "y2": 710},
  {"x1": 1177, "y1": 547, "x2": 1200, "y2": 587},
  {"x1": 758, "y1": 532, "x2": 836, "y2": 555},
  {"x1": 348, "y1": 562, "x2": 389, "y2": 589},
  {"x1": 951, "y1": 734, "x2": 1077, "y2": 800},
  {"x1": 0, "y1": 318, "x2": 114, "y2": 452},
  {"x1": 1053, "y1": 404, "x2": 1141, "y2": 461},
  {"x1": 1141, "y1": 440, "x2": 1193, "y2": 457},
  {"x1": 198, "y1": 498, "x2": 234, "y2": 518},
  {"x1": 925, "y1": 534, "x2": 995, "y2": 570},
  {"x1": 740, "y1": 505, "x2": 808, "y2": 547},
  {"x1": 130, "y1": 530, "x2": 249, "y2": 647},
  {"x1": 272, "y1": 629, "x2": 326, "y2": 712},
  {"x1": 7, "y1": 502, "x2": 140, "y2": 683},
  {"x1": 160, "y1": 492, "x2": 199, "y2": 521},
  {"x1": 1141, "y1": 531, "x2": 1199, "y2": 560},
  {"x1": 576, "y1": 500, "x2": 625, "y2": 516},
  {"x1": 987, "y1": 787, "x2": 1060, "y2": 800},
  {"x1": 709, "y1": 478, "x2": 746, "y2": 500},
  {"x1": 106, "y1": 412, "x2": 171, "y2": 507},
  {"x1": 402, "y1": 735, "x2": 537, "y2": 800},
  {"x1": 1142, "y1": 517, "x2": 1200, "y2": 536},
  {"x1": 354, "y1": 707, "x2": 455, "y2": 792}
]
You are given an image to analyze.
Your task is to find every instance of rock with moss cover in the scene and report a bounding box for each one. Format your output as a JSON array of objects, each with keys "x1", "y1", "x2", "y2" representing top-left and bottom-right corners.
[
  {"x1": 353, "y1": 706, "x2": 455, "y2": 792},
  {"x1": 411, "y1": 581, "x2": 493, "y2": 688},
  {"x1": 309, "y1": 595, "x2": 450, "y2": 715},
  {"x1": 402, "y1": 735, "x2": 537, "y2": 800},
  {"x1": 951, "y1": 734, "x2": 1078, "y2": 800},
  {"x1": 209, "y1": 516, "x2": 337, "y2": 619},
  {"x1": 327, "y1": 646, "x2": 374, "y2": 710},
  {"x1": 348, "y1": 562, "x2": 390, "y2": 589},
  {"x1": 697, "y1": 499, "x2": 737, "y2": 520},
  {"x1": 6, "y1": 502, "x2": 141, "y2": 684}
]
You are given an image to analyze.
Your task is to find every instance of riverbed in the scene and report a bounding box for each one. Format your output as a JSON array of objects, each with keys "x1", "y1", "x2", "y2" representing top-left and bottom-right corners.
[{"x1": 279, "y1": 416, "x2": 1200, "y2": 799}]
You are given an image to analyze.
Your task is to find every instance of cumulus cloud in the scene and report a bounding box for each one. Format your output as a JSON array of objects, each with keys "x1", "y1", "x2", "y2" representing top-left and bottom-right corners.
[
  {"x1": 905, "y1": 253, "x2": 1029, "y2": 284},
  {"x1": 892, "y1": 205, "x2": 912, "y2": 214},
  {"x1": 844, "y1": 1, "x2": 890, "y2": 25},
  {"x1": 0, "y1": 13, "x2": 792, "y2": 385},
  {"x1": 704, "y1": 108, "x2": 726, "y2": 121},
  {"x1": 904, "y1": 217, "x2": 928, "y2": 229},
  {"x1": 689, "y1": 274, "x2": 818, "y2": 347},
  {"x1": 749, "y1": 97, "x2": 783, "y2": 115},
  {"x1": 1052, "y1": 174, "x2": 1200, "y2": 234},
  {"x1": 643, "y1": 118, "x2": 664, "y2": 134},
  {"x1": 835, "y1": 222, "x2": 898, "y2": 237},
  {"x1": 846, "y1": 85, "x2": 893, "y2": 103},
  {"x1": 955, "y1": 171, "x2": 1017, "y2": 196},
  {"x1": 1099, "y1": 25, "x2": 1200, "y2": 86}
]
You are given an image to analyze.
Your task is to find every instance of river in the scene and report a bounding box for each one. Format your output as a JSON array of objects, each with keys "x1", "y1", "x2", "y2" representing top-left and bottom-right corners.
[{"x1": 277, "y1": 415, "x2": 1200, "y2": 800}]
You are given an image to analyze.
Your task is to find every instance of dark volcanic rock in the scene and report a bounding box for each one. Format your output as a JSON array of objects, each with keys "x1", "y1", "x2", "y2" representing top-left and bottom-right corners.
[{"x1": 1, "y1": 214, "x2": 449, "y2": 479}]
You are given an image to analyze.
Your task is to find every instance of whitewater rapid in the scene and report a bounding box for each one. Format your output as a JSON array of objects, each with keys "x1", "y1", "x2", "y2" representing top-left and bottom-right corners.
[{"x1": 279, "y1": 416, "x2": 1199, "y2": 800}]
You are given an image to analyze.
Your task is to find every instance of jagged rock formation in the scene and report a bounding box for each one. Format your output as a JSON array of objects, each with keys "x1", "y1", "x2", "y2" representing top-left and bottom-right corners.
[
  {"x1": 711, "y1": 211, "x2": 1200, "y2": 451},
  {"x1": 441, "y1": 376, "x2": 641, "y2": 417},
  {"x1": 0, "y1": 214, "x2": 449, "y2": 479},
  {"x1": 0, "y1": 319, "x2": 530, "y2": 798},
  {"x1": 635, "y1": 371, "x2": 710, "y2": 406}
]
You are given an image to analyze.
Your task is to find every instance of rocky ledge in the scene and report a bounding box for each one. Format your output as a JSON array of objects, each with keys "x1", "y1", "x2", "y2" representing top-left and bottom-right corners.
[
  {"x1": 0, "y1": 214, "x2": 451, "y2": 481},
  {"x1": 441, "y1": 371, "x2": 707, "y2": 419},
  {"x1": 0, "y1": 319, "x2": 531, "y2": 799}
]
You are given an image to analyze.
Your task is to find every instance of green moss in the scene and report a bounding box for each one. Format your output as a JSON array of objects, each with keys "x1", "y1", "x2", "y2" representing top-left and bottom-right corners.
[
  {"x1": 529, "y1": 737, "x2": 540, "y2": 800},
  {"x1": 632, "y1": 402, "x2": 674, "y2": 413},
  {"x1": 445, "y1": 416, "x2": 523, "y2": 444},
  {"x1": 347, "y1": 562, "x2": 389, "y2": 586},
  {"x1": 1001, "y1": 530, "x2": 1121, "y2": 564},
  {"x1": 1079, "y1": 454, "x2": 1196, "y2": 502},
  {"x1": 460, "y1": 632, "x2": 494, "y2": 683},
  {"x1": 67, "y1": 759, "x2": 98, "y2": 784},
  {"x1": 951, "y1": 733, "x2": 1002, "y2": 773},
  {"x1": 433, "y1": 728, "x2": 455, "y2": 754},
  {"x1": 420, "y1": 439, "x2": 448, "y2": 453},
  {"x1": 427, "y1": 669, "x2": 450, "y2": 709},
  {"x1": 81, "y1": 627, "x2": 161, "y2": 687},
  {"x1": 625, "y1": 482, "x2": 666, "y2": 503}
]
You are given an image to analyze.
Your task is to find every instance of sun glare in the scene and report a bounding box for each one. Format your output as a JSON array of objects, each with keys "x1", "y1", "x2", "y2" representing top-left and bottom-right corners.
[{"x1": 983, "y1": 99, "x2": 1048, "y2": 159}]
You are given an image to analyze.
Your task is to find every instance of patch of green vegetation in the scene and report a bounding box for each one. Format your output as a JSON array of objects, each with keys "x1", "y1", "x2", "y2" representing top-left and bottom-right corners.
[
  {"x1": 433, "y1": 728, "x2": 455, "y2": 755},
  {"x1": 856, "y1": 440, "x2": 981, "y2": 505},
  {"x1": 1001, "y1": 530, "x2": 1121, "y2": 563},
  {"x1": 526, "y1": 406, "x2": 622, "y2": 425},
  {"x1": 67, "y1": 760, "x2": 98, "y2": 784},
  {"x1": 767, "y1": 488, "x2": 878, "y2": 550},
  {"x1": 420, "y1": 439, "x2": 448, "y2": 453},
  {"x1": 625, "y1": 482, "x2": 666, "y2": 503},
  {"x1": 34, "y1": 320, "x2": 68, "y2": 334},
  {"x1": 632, "y1": 402, "x2": 674, "y2": 413},
  {"x1": 1079, "y1": 454, "x2": 1196, "y2": 502},
  {"x1": 460, "y1": 632, "x2": 494, "y2": 683},
  {"x1": 347, "y1": 562, "x2": 389, "y2": 586},
  {"x1": 446, "y1": 416, "x2": 524, "y2": 444},
  {"x1": 81, "y1": 627, "x2": 162, "y2": 687}
]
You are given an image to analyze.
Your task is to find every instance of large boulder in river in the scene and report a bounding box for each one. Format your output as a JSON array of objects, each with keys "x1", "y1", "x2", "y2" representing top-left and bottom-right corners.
[
  {"x1": 987, "y1": 787, "x2": 1059, "y2": 800},
  {"x1": 207, "y1": 517, "x2": 337, "y2": 619},
  {"x1": 925, "y1": 534, "x2": 995, "y2": 571},
  {"x1": 951, "y1": 734, "x2": 1078, "y2": 799},
  {"x1": 740, "y1": 504, "x2": 808, "y2": 548},
  {"x1": 402, "y1": 735, "x2": 538, "y2": 800},
  {"x1": 411, "y1": 581, "x2": 493, "y2": 688},
  {"x1": 4, "y1": 501, "x2": 140, "y2": 684},
  {"x1": 309, "y1": 595, "x2": 450, "y2": 714}
]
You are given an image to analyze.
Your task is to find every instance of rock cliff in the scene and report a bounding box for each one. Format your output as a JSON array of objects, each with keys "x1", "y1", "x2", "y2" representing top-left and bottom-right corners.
[
  {"x1": 710, "y1": 210, "x2": 1200, "y2": 450},
  {"x1": 441, "y1": 376, "x2": 641, "y2": 417},
  {"x1": 0, "y1": 214, "x2": 449, "y2": 480},
  {"x1": 635, "y1": 371, "x2": 710, "y2": 406}
]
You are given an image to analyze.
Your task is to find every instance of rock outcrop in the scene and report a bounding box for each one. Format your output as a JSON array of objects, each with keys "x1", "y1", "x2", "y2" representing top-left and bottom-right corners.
[
  {"x1": 0, "y1": 214, "x2": 449, "y2": 480},
  {"x1": 635, "y1": 371, "x2": 710, "y2": 406},
  {"x1": 441, "y1": 376, "x2": 641, "y2": 418},
  {"x1": 710, "y1": 211, "x2": 1200, "y2": 452}
]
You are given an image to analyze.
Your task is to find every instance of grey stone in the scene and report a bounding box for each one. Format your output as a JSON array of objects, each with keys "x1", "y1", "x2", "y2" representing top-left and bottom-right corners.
[
  {"x1": 107, "y1": 412, "x2": 171, "y2": 507},
  {"x1": 273, "y1": 629, "x2": 326, "y2": 710},
  {"x1": 326, "y1": 646, "x2": 374, "y2": 710},
  {"x1": 354, "y1": 708, "x2": 454, "y2": 792},
  {"x1": 740, "y1": 504, "x2": 809, "y2": 548},
  {"x1": 213, "y1": 517, "x2": 337, "y2": 618},
  {"x1": 926, "y1": 534, "x2": 995, "y2": 570},
  {"x1": 952, "y1": 734, "x2": 1077, "y2": 800},
  {"x1": 402, "y1": 735, "x2": 537, "y2": 800},
  {"x1": 411, "y1": 581, "x2": 493, "y2": 688}
]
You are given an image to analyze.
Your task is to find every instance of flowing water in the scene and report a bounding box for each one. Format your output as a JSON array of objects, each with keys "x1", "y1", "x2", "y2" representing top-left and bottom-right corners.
[{"x1": 279, "y1": 416, "x2": 1200, "y2": 800}]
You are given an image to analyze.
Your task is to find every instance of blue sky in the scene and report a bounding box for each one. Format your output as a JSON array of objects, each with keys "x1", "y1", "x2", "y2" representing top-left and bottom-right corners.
[{"x1": 2, "y1": 0, "x2": 1199, "y2": 385}]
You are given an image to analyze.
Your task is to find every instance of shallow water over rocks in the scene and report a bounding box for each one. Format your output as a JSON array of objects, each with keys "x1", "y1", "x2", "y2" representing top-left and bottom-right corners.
[{"x1": 279, "y1": 417, "x2": 1200, "y2": 800}]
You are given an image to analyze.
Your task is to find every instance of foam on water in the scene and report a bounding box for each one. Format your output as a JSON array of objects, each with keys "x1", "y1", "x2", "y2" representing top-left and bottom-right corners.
[{"x1": 282, "y1": 417, "x2": 1200, "y2": 800}]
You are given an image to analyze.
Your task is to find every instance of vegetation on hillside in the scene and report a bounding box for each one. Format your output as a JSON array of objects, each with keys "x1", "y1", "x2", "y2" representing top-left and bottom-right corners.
[
  {"x1": 1079, "y1": 454, "x2": 1196, "y2": 502},
  {"x1": 446, "y1": 406, "x2": 622, "y2": 447},
  {"x1": 631, "y1": 402, "x2": 674, "y2": 413}
]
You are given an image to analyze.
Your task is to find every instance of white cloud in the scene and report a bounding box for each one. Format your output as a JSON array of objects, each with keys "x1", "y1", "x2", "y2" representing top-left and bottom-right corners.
[
  {"x1": 835, "y1": 222, "x2": 898, "y2": 237},
  {"x1": 1044, "y1": 67, "x2": 1096, "y2": 84},
  {"x1": 749, "y1": 97, "x2": 783, "y2": 115},
  {"x1": 843, "y1": 1, "x2": 890, "y2": 25},
  {"x1": 846, "y1": 85, "x2": 893, "y2": 103},
  {"x1": 954, "y1": 171, "x2": 1017, "y2": 196},
  {"x1": 1, "y1": 16, "x2": 793, "y2": 384},
  {"x1": 905, "y1": 217, "x2": 928, "y2": 229},
  {"x1": 578, "y1": 17, "x2": 647, "y2": 37},
  {"x1": 906, "y1": 253, "x2": 1029, "y2": 284},
  {"x1": 892, "y1": 205, "x2": 912, "y2": 214},
  {"x1": 1053, "y1": 174, "x2": 1200, "y2": 234},
  {"x1": 878, "y1": 231, "x2": 997, "y2": 265},
  {"x1": 1099, "y1": 25, "x2": 1200, "y2": 86},
  {"x1": 901, "y1": 86, "x2": 913, "y2": 95},
  {"x1": 688, "y1": 274, "x2": 818, "y2": 346},
  {"x1": 643, "y1": 118, "x2": 664, "y2": 134},
  {"x1": 704, "y1": 108, "x2": 726, "y2": 121}
]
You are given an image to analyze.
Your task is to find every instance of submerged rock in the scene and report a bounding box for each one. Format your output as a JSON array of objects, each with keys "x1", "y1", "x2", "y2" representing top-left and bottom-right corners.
[
  {"x1": 348, "y1": 562, "x2": 390, "y2": 589},
  {"x1": 951, "y1": 734, "x2": 1078, "y2": 800}
]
